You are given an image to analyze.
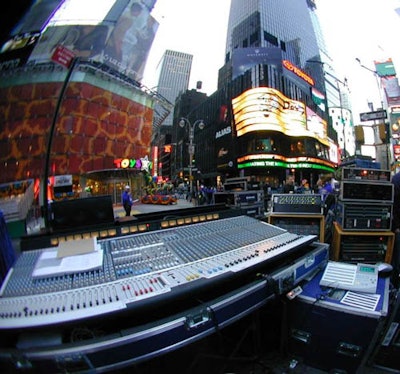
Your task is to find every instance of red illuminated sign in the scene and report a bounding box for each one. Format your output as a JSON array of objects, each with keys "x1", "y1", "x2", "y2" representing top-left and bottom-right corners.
[
  {"x1": 283, "y1": 60, "x2": 314, "y2": 86},
  {"x1": 51, "y1": 45, "x2": 75, "y2": 68}
]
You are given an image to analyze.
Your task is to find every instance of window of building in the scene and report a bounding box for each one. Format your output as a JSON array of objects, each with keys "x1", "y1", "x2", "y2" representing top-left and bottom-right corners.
[{"x1": 264, "y1": 31, "x2": 278, "y2": 46}]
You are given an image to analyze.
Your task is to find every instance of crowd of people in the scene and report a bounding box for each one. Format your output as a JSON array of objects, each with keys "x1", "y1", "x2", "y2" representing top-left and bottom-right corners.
[{"x1": 282, "y1": 173, "x2": 338, "y2": 199}]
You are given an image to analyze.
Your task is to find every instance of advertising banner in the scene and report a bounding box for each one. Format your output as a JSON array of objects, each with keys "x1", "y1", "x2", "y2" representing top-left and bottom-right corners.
[
  {"x1": 232, "y1": 47, "x2": 282, "y2": 79},
  {"x1": 0, "y1": 32, "x2": 40, "y2": 70},
  {"x1": 374, "y1": 58, "x2": 396, "y2": 77},
  {"x1": 28, "y1": 1, "x2": 159, "y2": 81},
  {"x1": 102, "y1": 2, "x2": 158, "y2": 79},
  {"x1": 232, "y1": 87, "x2": 307, "y2": 137}
]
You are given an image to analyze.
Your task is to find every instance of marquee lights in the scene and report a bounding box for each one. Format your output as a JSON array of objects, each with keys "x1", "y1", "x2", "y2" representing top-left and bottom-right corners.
[
  {"x1": 238, "y1": 160, "x2": 335, "y2": 172},
  {"x1": 237, "y1": 153, "x2": 336, "y2": 171}
]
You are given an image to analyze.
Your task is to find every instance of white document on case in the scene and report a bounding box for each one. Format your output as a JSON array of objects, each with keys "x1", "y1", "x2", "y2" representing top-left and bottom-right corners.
[{"x1": 32, "y1": 237, "x2": 103, "y2": 278}]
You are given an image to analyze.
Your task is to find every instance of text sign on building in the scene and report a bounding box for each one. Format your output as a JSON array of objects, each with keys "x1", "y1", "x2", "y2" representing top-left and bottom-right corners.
[
  {"x1": 359, "y1": 110, "x2": 387, "y2": 122},
  {"x1": 51, "y1": 45, "x2": 75, "y2": 68},
  {"x1": 54, "y1": 174, "x2": 72, "y2": 187}
]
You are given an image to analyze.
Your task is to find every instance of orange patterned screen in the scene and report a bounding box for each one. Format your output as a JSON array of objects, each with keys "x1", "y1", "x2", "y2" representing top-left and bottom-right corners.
[{"x1": 0, "y1": 81, "x2": 153, "y2": 183}]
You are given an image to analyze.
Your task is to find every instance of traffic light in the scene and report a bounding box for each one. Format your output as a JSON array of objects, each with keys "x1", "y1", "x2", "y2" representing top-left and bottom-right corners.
[{"x1": 378, "y1": 123, "x2": 390, "y2": 143}]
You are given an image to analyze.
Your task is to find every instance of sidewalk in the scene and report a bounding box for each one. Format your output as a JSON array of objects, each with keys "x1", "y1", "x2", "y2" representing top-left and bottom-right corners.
[{"x1": 114, "y1": 198, "x2": 194, "y2": 218}]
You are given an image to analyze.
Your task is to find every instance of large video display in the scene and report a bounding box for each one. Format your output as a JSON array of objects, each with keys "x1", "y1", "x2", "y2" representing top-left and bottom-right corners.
[{"x1": 232, "y1": 87, "x2": 328, "y2": 145}]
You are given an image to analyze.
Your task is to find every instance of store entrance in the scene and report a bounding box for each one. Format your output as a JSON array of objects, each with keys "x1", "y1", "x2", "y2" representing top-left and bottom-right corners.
[{"x1": 82, "y1": 171, "x2": 146, "y2": 205}]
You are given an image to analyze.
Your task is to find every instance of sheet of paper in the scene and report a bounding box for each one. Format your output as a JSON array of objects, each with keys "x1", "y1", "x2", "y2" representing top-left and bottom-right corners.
[
  {"x1": 57, "y1": 236, "x2": 98, "y2": 258},
  {"x1": 32, "y1": 247, "x2": 103, "y2": 278}
]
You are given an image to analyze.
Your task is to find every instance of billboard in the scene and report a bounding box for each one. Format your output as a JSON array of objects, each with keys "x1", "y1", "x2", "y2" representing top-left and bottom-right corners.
[
  {"x1": 27, "y1": 1, "x2": 159, "y2": 80},
  {"x1": 232, "y1": 47, "x2": 282, "y2": 79},
  {"x1": 0, "y1": 80, "x2": 153, "y2": 183},
  {"x1": 0, "y1": 32, "x2": 41, "y2": 70},
  {"x1": 390, "y1": 106, "x2": 400, "y2": 138},
  {"x1": 382, "y1": 75, "x2": 400, "y2": 106},
  {"x1": 29, "y1": 24, "x2": 110, "y2": 61},
  {"x1": 232, "y1": 87, "x2": 307, "y2": 136},
  {"x1": 374, "y1": 58, "x2": 396, "y2": 77},
  {"x1": 306, "y1": 107, "x2": 328, "y2": 145},
  {"x1": 102, "y1": 1, "x2": 158, "y2": 79},
  {"x1": 232, "y1": 87, "x2": 329, "y2": 145}
]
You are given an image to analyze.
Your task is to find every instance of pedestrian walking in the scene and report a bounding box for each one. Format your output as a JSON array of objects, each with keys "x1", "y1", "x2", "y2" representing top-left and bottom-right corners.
[{"x1": 122, "y1": 185, "x2": 133, "y2": 216}]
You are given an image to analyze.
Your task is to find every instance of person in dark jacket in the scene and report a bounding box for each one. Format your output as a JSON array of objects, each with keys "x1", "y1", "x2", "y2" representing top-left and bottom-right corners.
[
  {"x1": 122, "y1": 185, "x2": 133, "y2": 216},
  {"x1": 283, "y1": 175, "x2": 295, "y2": 193}
]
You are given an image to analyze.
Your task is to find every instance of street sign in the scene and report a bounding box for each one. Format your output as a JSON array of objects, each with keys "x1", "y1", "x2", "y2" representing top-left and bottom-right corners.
[
  {"x1": 51, "y1": 45, "x2": 75, "y2": 68},
  {"x1": 359, "y1": 110, "x2": 387, "y2": 122}
]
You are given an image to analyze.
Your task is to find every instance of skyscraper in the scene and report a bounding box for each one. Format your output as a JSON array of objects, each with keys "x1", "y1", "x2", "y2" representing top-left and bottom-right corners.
[
  {"x1": 193, "y1": 0, "x2": 339, "y2": 189},
  {"x1": 154, "y1": 49, "x2": 193, "y2": 128},
  {"x1": 226, "y1": 0, "x2": 321, "y2": 68}
]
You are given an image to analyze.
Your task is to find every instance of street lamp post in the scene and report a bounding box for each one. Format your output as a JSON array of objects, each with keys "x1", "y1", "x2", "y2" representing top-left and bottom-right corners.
[
  {"x1": 179, "y1": 117, "x2": 205, "y2": 197},
  {"x1": 355, "y1": 58, "x2": 383, "y2": 107}
]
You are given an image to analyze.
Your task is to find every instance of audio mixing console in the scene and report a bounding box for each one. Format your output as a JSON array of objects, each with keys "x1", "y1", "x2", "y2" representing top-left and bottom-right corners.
[
  {"x1": 0, "y1": 215, "x2": 323, "y2": 373},
  {"x1": 0, "y1": 216, "x2": 316, "y2": 329}
]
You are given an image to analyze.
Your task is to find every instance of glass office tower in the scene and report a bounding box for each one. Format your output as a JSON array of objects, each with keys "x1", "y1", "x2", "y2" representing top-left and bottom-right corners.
[
  {"x1": 226, "y1": 0, "x2": 321, "y2": 68},
  {"x1": 214, "y1": 0, "x2": 338, "y2": 188}
]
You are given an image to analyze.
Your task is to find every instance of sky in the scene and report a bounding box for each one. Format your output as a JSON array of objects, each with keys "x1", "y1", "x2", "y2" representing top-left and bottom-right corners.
[
  {"x1": 142, "y1": 0, "x2": 230, "y2": 93},
  {"x1": 142, "y1": 0, "x2": 400, "y2": 126},
  {"x1": 316, "y1": 0, "x2": 400, "y2": 119}
]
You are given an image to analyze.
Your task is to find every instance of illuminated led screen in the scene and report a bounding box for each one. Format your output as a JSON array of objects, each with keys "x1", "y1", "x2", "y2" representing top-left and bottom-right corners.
[{"x1": 232, "y1": 87, "x2": 329, "y2": 146}]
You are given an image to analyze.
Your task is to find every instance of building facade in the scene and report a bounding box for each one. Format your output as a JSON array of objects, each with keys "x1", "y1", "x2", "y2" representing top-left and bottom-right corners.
[
  {"x1": 0, "y1": 0, "x2": 171, "y2": 215},
  {"x1": 153, "y1": 50, "x2": 193, "y2": 129},
  {"x1": 183, "y1": 0, "x2": 339, "y2": 191}
]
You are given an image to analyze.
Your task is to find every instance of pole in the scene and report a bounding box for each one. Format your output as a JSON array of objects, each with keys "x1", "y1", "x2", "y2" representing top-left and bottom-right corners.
[
  {"x1": 355, "y1": 58, "x2": 383, "y2": 107},
  {"x1": 179, "y1": 118, "x2": 204, "y2": 201},
  {"x1": 189, "y1": 126, "x2": 194, "y2": 197},
  {"x1": 43, "y1": 57, "x2": 78, "y2": 231},
  {"x1": 337, "y1": 80, "x2": 346, "y2": 159}
]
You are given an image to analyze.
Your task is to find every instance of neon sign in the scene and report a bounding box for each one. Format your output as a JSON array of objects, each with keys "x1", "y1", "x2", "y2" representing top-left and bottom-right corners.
[
  {"x1": 238, "y1": 160, "x2": 335, "y2": 172},
  {"x1": 113, "y1": 156, "x2": 152, "y2": 173},
  {"x1": 282, "y1": 60, "x2": 314, "y2": 86},
  {"x1": 236, "y1": 153, "x2": 336, "y2": 171}
]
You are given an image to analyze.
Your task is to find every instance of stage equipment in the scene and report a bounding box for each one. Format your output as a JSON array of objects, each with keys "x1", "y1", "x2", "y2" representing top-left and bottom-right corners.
[
  {"x1": 0, "y1": 215, "x2": 323, "y2": 372},
  {"x1": 340, "y1": 167, "x2": 391, "y2": 182},
  {"x1": 336, "y1": 201, "x2": 392, "y2": 231},
  {"x1": 270, "y1": 194, "x2": 323, "y2": 214},
  {"x1": 371, "y1": 289, "x2": 400, "y2": 372},
  {"x1": 339, "y1": 181, "x2": 393, "y2": 203},
  {"x1": 287, "y1": 265, "x2": 390, "y2": 374},
  {"x1": 331, "y1": 222, "x2": 394, "y2": 263}
]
